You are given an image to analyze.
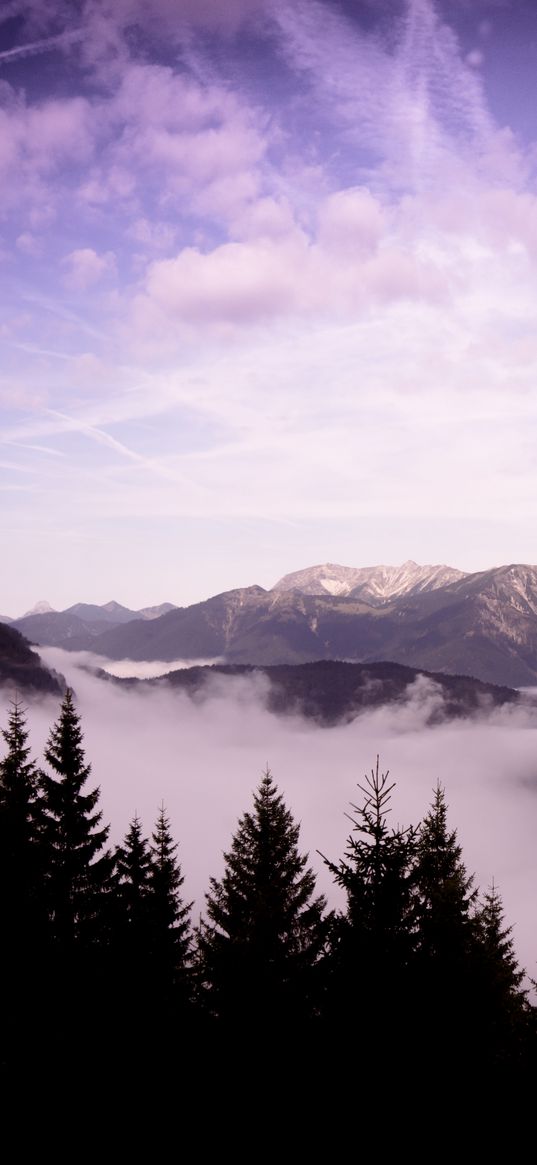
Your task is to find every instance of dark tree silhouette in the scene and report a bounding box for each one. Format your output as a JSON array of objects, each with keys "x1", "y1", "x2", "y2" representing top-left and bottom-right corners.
[
  {"x1": 40, "y1": 688, "x2": 113, "y2": 949},
  {"x1": 415, "y1": 782, "x2": 477, "y2": 954},
  {"x1": 477, "y1": 881, "x2": 525, "y2": 999},
  {"x1": 0, "y1": 697, "x2": 45, "y2": 931},
  {"x1": 412, "y1": 781, "x2": 482, "y2": 1065},
  {"x1": 114, "y1": 813, "x2": 153, "y2": 987},
  {"x1": 473, "y1": 881, "x2": 533, "y2": 1064},
  {"x1": 148, "y1": 804, "x2": 192, "y2": 1003},
  {"x1": 321, "y1": 757, "x2": 418, "y2": 1044},
  {"x1": 0, "y1": 698, "x2": 48, "y2": 1059},
  {"x1": 116, "y1": 814, "x2": 152, "y2": 929},
  {"x1": 199, "y1": 768, "x2": 328, "y2": 1028}
]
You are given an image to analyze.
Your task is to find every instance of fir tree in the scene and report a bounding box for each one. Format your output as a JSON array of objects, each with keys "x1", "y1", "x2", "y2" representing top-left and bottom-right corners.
[
  {"x1": 198, "y1": 768, "x2": 328, "y2": 1027},
  {"x1": 111, "y1": 814, "x2": 154, "y2": 1031},
  {"x1": 0, "y1": 697, "x2": 45, "y2": 931},
  {"x1": 321, "y1": 757, "x2": 418, "y2": 1040},
  {"x1": 0, "y1": 697, "x2": 47, "y2": 1044},
  {"x1": 115, "y1": 813, "x2": 153, "y2": 969},
  {"x1": 40, "y1": 688, "x2": 113, "y2": 949},
  {"x1": 148, "y1": 804, "x2": 192, "y2": 1001},
  {"x1": 413, "y1": 782, "x2": 481, "y2": 1065},
  {"x1": 473, "y1": 881, "x2": 533, "y2": 1063},
  {"x1": 415, "y1": 782, "x2": 478, "y2": 965},
  {"x1": 477, "y1": 882, "x2": 525, "y2": 996},
  {"x1": 116, "y1": 813, "x2": 152, "y2": 928}
]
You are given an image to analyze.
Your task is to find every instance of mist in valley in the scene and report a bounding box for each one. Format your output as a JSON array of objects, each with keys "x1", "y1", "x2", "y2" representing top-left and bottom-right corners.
[{"x1": 3, "y1": 645, "x2": 537, "y2": 985}]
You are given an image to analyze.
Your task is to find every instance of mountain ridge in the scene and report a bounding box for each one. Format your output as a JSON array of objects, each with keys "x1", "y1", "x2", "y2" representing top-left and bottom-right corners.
[
  {"x1": 94, "y1": 658, "x2": 521, "y2": 727},
  {"x1": 272, "y1": 560, "x2": 467, "y2": 603},
  {"x1": 9, "y1": 560, "x2": 537, "y2": 688}
]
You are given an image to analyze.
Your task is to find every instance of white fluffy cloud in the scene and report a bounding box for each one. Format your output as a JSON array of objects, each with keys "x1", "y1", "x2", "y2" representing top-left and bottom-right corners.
[{"x1": 62, "y1": 247, "x2": 117, "y2": 290}]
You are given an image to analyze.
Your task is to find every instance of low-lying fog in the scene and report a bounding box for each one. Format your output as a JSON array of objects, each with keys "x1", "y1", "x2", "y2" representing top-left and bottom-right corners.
[
  {"x1": 4, "y1": 646, "x2": 537, "y2": 983},
  {"x1": 67, "y1": 651, "x2": 224, "y2": 679}
]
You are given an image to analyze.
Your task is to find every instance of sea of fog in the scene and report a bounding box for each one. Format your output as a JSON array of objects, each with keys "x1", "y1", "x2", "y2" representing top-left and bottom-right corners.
[{"x1": 4, "y1": 646, "x2": 537, "y2": 983}]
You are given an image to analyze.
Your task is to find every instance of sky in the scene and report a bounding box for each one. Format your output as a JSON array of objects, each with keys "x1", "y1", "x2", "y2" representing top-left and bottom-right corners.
[{"x1": 2, "y1": 0, "x2": 537, "y2": 613}]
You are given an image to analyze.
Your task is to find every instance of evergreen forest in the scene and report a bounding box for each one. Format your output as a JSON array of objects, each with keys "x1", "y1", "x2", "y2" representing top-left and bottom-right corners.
[{"x1": 1, "y1": 688, "x2": 535, "y2": 1080}]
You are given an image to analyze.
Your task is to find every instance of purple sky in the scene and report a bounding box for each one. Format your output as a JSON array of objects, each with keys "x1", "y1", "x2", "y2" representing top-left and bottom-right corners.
[{"x1": 2, "y1": 0, "x2": 537, "y2": 613}]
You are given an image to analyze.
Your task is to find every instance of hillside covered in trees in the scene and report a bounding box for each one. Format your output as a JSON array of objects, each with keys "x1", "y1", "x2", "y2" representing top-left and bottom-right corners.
[
  {"x1": 0, "y1": 623, "x2": 64, "y2": 696},
  {"x1": 0, "y1": 689, "x2": 534, "y2": 1079}
]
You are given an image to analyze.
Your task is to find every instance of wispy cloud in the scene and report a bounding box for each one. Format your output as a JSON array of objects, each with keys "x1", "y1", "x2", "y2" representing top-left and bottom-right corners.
[
  {"x1": 0, "y1": 29, "x2": 83, "y2": 65},
  {"x1": 3, "y1": 440, "x2": 66, "y2": 457},
  {"x1": 43, "y1": 408, "x2": 179, "y2": 480}
]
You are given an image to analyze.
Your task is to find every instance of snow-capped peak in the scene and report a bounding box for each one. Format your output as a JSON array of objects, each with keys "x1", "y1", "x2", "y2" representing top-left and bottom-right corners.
[
  {"x1": 22, "y1": 600, "x2": 57, "y2": 617},
  {"x1": 271, "y1": 562, "x2": 467, "y2": 605}
]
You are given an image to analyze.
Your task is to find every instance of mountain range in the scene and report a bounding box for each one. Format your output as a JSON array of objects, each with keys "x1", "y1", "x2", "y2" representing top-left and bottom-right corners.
[
  {"x1": 2, "y1": 600, "x2": 176, "y2": 648},
  {"x1": 272, "y1": 560, "x2": 465, "y2": 602},
  {"x1": 7, "y1": 560, "x2": 537, "y2": 688}
]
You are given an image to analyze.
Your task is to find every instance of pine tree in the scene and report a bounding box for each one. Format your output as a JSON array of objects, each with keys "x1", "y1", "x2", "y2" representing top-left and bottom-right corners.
[
  {"x1": 413, "y1": 782, "x2": 481, "y2": 1064},
  {"x1": 148, "y1": 804, "x2": 192, "y2": 1001},
  {"x1": 116, "y1": 814, "x2": 152, "y2": 927},
  {"x1": 40, "y1": 688, "x2": 113, "y2": 950},
  {"x1": 115, "y1": 813, "x2": 152, "y2": 966},
  {"x1": 198, "y1": 768, "x2": 328, "y2": 1027},
  {"x1": 110, "y1": 813, "x2": 154, "y2": 1032},
  {"x1": 0, "y1": 698, "x2": 48, "y2": 1048},
  {"x1": 0, "y1": 697, "x2": 45, "y2": 932},
  {"x1": 473, "y1": 881, "x2": 533, "y2": 1063},
  {"x1": 477, "y1": 882, "x2": 524, "y2": 994},
  {"x1": 321, "y1": 757, "x2": 418, "y2": 1040},
  {"x1": 415, "y1": 782, "x2": 477, "y2": 964}
]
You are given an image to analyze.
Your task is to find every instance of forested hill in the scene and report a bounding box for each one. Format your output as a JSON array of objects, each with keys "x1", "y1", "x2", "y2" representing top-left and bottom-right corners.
[
  {"x1": 0, "y1": 623, "x2": 64, "y2": 696},
  {"x1": 106, "y1": 659, "x2": 520, "y2": 726}
]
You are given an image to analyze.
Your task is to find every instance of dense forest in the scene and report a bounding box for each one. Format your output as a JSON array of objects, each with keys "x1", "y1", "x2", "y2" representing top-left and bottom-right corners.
[{"x1": 0, "y1": 688, "x2": 535, "y2": 1079}]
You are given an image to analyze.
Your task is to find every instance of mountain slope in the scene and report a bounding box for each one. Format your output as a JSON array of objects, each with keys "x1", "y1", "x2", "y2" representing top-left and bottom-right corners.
[
  {"x1": 11, "y1": 611, "x2": 109, "y2": 649},
  {"x1": 0, "y1": 624, "x2": 64, "y2": 695},
  {"x1": 91, "y1": 586, "x2": 271, "y2": 661}
]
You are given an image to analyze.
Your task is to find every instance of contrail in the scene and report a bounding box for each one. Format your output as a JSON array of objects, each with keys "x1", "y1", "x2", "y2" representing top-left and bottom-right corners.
[{"x1": 0, "y1": 29, "x2": 83, "y2": 65}]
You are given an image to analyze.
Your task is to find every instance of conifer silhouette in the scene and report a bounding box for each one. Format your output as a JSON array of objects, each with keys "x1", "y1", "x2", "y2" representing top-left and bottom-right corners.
[
  {"x1": 199, "y1": 768, "x2": 327, "y2": 1026},
  {"x1": 148, "y1": 804, "x2": 192, "y2": 1001},
  {"x1": 40, "y1": 688, "x2": 113, "y2": 948}
]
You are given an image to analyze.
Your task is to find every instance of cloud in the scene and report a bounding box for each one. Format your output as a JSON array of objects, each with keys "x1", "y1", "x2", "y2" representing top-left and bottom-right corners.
[
  {"x1": 99, "y1": 656, "x2": 223, "y2": 679},
  {"x1": 273, "y1": 0, "x2": 511, "y2": 191},
  {"x1": 466, "y1": 49, "x2": 484, "y2": 68},
  {"x1": 15, "y1": 231, "x2": 42, "y2": 256},
  {"x1": 139, "y1": 239, "x2": 305, "y2": 326},
  {"x1": 61, "y1": 248, "x2": 117, "y2": 291},
  {"x1": 125, "y1": 217, "x2": 178, "y2": 252},
  {"x1": 317, "y1": 187, "x2": 386, "y2": 255},
  {"x1": 133, "y1": 189, "x2": 445, "y2": 332},
  {"x1": 0, "y1": 29, "x2": 84, "y2": 65},
  {"x1": 0, "y1": 87, "x2": 95, "y2": 218}
]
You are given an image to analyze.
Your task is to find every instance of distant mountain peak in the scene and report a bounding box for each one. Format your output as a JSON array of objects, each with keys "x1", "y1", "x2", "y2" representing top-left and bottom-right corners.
[
  {"x1": 272, "y1": 561, "x2": 467, "y2": 604},
  {"x1": 23, "y1": 599, "x2": 56, "y2": 617}
]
